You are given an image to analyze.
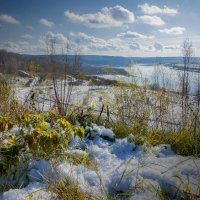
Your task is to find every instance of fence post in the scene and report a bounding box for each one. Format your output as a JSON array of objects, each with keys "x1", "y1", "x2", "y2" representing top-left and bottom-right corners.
[
  {"x1": 98, "y1": 104, "x2": 104, "y2": 122},
  {"x1": 107, "y1": 105, "x2": 110, "y2": 122}
]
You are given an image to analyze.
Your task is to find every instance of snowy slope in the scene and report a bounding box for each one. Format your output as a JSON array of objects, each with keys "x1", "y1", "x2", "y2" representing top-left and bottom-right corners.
[{"x1": 0, "y1": 125, "x2": 200, "y2": 200}]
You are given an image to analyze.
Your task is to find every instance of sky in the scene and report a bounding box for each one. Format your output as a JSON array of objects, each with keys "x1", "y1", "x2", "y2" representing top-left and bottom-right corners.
[{"x1": 0, "y1": 0, "x2": 200, "y2": 57}]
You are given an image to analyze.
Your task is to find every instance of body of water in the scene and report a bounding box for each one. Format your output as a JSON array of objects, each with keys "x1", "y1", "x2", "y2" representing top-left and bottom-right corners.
[{"x1": 99, "y1": 64, "x2": 200, "y2": 94}]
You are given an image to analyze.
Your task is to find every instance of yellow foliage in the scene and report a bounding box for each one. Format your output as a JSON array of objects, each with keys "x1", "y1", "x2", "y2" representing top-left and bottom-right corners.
[
  {"x1": 73, "y1": 126, "x2": 85, "y2": 140},
  {"x1": 57, "y1": 119, "x2": 72, "y2": 130},
  {"x1": 0, "y1": 116, "x2": 13, "y2": 132},
  {"x1": 7, "y1": 138, "x2": 15, "y2": 145}
]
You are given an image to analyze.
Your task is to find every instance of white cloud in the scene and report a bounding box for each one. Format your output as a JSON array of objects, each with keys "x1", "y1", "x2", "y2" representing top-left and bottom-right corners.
[
  {"x1": 138, "y1": 3, "x2": 178, "y2": 16},
  {"x1": 137, "y1": 15, "x2": 165, "y2": 26},
  {"x1": 70, "y1": 32, "x2": 105, "y2": 44},
  {"x1": 21, "y1": 34, "x2": 33, "y2": 39},
  {"x1": 1, "y1": 30, "x2": 191, "y2": 56},
  {"x1": 18, "y1": 41, "x2": 29, "y2": 45},
  {"x1": 39, "y1": 18, "x2": 54, "y2": 27},
  {"x1": 117, "y1": 31, "x2": 154, "y2": 39},
  {"x1": 0, "y1": 41, "x2": 21, "y2": 52},
  {"x1": 27, "y1": 26, "x2": 34, "y2": 30},
  {"x1": 129, "y1": 42, "x2": 140, "y2": 50},
  {"x1": 164, "y1": 45, "x2": 180, "y2": 49},
  {"x1": 0, "y1": 41, "x2": 38, "y2": 54},
  {"x1": 69, "y1": 32, "x2": 117, "y2": 51},
  {"x1": 154, "y1": 41, "x2": 163, "y2": 50},
  {"x1": 69, "y1": 32, "x2": 145, "y2": 54},
  {"x1": 0, "y1": 14, "x2": 20, "y2": 24},
  {"x1": 44, "y1": 32, "x2": 69, "y2": 53},
  {"x1": 149, "y1": 42, "x2": 180, "y2": 51},
  {"x1": 45, "y1": 32, "x2": 68, "y2": 44},
  {"x1": 64, "y1": 5, "x2": 134, "y2": 28},
  {"x1": 159, "y1": 27, "x2": 185, "y2": 35}
]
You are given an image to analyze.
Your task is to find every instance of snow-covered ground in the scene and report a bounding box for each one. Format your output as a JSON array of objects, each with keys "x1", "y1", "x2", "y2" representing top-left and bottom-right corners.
[
  {"x1": 12, "y1": 75, "x2": 194, "y2": 131},
  {"x1": 1, "y1": 124, "x2": 199, "y2": 200},
  {"x1": 14, "y1": 76, "x2": 113, "y2": 111}
]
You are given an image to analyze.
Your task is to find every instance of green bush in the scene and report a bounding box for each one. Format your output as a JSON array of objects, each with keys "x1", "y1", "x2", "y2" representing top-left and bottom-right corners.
[{"x1": 0, "y1": 77, "x2": 10, "y2": 113}]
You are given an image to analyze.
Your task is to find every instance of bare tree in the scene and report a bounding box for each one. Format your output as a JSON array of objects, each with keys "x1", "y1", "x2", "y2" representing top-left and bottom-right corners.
[
  {"x1": 53, "y1": 41, "x2": 75, "y2": 115},
  {"x1": 46, "y1": 34, "x2": 57, "y2": 76},
  {"x1": 152, "y1": 57, "x2": 161, "y2": 90},
  {"x1": 71, "y1": 45, "x2": 82, "y2": 78},
  {"x1": 181, "y1": 38, "x2": 193, "y2": 115},
  {"x1": 196, "y1": 61, "x2": 200, "y2": 110},
  {"x1": 46, "y1": 35, "x2": 81, "y2": 116}
]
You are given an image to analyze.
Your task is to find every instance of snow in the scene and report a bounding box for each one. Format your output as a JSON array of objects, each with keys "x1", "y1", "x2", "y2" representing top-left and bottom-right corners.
[
  {"x1": 1, "y1": 125, "x2": 200, "y2": 199},
  {"x1": 57, "y1": 131, "x2": 200, "y2": 199},
  {"x1": 15, "y1": 76, "x2": 40, "y2": 103},
  {"x1": 86, "y1": 124, "x2": 115, "y2": 141},
  {"x1": 28, "y1": 160, "x2": 53, "y2": 183},
  {"x1": 13, "y1": 76, "x2": 185, "y2": 132},
  {"x1": 58, "y1": 162, "x2": 101, "y2": 195},
  {"x1": 29, "y1": 77, "x2": 40, "y2": 87},
  {"x1": 0, "y1": 183, "x2": 52, "y2": 200}
]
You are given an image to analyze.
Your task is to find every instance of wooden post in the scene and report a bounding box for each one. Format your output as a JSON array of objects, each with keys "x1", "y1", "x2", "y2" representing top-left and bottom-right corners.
[
  {"x1": 98, "y1": 104, "x2": 104, "y2": 122},
  {"x1": 107, "y1": 105, "x2": 110, "y2": 122}
]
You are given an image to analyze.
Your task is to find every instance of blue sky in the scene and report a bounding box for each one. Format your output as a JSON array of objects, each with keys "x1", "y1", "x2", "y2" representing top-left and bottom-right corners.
[{"x1": 0, "y1": 0, "x2": 199, "y2": 56}]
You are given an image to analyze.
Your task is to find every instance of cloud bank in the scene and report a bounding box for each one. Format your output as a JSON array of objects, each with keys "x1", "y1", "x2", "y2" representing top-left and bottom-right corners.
[
  {"x1": 137, "y1": 15, "x2": 165, "y2": 26},
  {"x1": 0, "y1": 14, "x2": 20, "y2": 24},
  {"x1": 117, "y1": 31, "x2": 154, "y2": 39},
  {"x1": 159, "y1": 27, "x2": 185, "y2": 35},
  {"x1": 138, "y1": 3, "x2": 178, "y2": 16},
  {"x1": 64, "y1": 5, "x2": 134, "y2": 28},
  {"x1": 40, "y1": 18, "x2": 54, "y2": 27}
]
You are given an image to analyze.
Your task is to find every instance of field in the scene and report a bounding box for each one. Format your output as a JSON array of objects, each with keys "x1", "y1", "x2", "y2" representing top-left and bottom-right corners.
[{"x1": 0, "y1": 62, "x2": 200, "y2": 200}]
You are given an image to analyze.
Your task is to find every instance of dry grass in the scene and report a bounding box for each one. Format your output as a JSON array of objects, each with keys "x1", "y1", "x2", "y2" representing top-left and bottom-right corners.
[
  {"x1": 0, "y1": 76, "x2": 11, "y2": 113},
  {"x1": 49, "y1": 178, "x2": 95, "y2": 200}
]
